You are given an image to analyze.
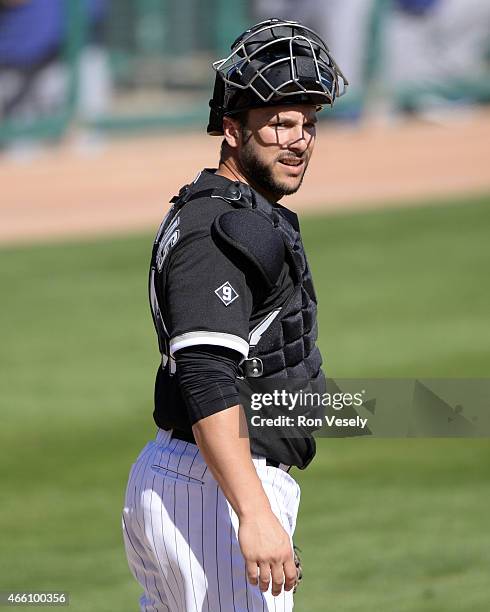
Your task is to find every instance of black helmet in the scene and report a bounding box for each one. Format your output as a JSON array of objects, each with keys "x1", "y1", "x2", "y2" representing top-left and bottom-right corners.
[{"x1": 207, "y1": 18, "x2": 348, "y2": 135}]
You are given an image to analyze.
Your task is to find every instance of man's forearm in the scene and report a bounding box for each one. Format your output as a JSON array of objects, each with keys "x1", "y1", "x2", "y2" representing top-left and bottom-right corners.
[{"x1": 192, "y1": 404, "x2": 271, "y2": 518}]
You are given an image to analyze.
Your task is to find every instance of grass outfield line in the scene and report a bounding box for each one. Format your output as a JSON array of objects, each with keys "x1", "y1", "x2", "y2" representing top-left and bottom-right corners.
[{"x1": 0, "y1": 195, "x2": 489, "y2": 611}]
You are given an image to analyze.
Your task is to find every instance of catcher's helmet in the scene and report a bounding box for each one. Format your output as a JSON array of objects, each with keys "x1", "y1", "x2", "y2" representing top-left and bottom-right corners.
[{"x1": 207, "y1": 18, "x2": 348, "y2": 135}]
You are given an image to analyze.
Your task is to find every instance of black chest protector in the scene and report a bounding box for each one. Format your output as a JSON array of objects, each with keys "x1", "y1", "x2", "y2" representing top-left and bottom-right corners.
[
  {"x1": 151, "y1": 177, "x2": 325, "y2": 469},
  {"x1": 240, "y1": 191, "x2": 323, "y2": 381},
  {"x1": 210, "y1": 181, "x2": 325, "y2": 469}
]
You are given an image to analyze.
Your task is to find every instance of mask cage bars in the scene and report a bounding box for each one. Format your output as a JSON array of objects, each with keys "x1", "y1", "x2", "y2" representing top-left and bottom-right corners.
[{"x1": 213, "y1": 20, "x2": 348, "y2": 107}]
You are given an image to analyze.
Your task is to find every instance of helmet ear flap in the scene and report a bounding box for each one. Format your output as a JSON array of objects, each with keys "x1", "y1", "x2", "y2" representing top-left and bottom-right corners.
[{"x1": 207, "y1": 73, "x2": 226, "y2": 135}]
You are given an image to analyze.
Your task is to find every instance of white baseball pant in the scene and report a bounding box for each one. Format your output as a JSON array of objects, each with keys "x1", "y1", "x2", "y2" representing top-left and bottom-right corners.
[{"x1": 122, "y1": 428, "x2": 301, "y2": 611}]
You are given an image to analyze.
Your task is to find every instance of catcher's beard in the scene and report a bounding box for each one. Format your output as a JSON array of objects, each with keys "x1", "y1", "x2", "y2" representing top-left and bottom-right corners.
[{"x1": 237, "y1": 132, "x2": 309, "y2": 201}]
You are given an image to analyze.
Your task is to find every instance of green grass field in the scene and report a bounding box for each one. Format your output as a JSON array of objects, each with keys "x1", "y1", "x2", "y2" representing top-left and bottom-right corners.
[{"x1": 1, "y1": 194, "x2": 489, "y2": 611}]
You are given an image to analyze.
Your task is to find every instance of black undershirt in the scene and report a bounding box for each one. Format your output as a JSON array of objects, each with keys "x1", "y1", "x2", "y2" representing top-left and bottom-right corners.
[{"x1": 174, "y1": 345, "x2": 241, "y2": 426}]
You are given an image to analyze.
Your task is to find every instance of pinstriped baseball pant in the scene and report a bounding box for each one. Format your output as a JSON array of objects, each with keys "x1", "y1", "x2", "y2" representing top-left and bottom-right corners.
[{"x1": 122, "y1": 428, "x2": 301, "y2": 611}]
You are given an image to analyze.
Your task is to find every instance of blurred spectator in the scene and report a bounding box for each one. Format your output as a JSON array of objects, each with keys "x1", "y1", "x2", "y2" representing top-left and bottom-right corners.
[
  {"x1": 384, "y1": 0, "x2": 490, "y2": 113},
  {"x1": 77, "y1": 0, "x2": 112, "y2": 120},
  {"x1": 253, "y1": 0, "x2": 376, "y2": 111},
  {"x1": 253, "y1": 0, "x2": 490, "y2": 117},
  {"x1": 0, "y1": 0, "x2": 66, "y2": 120},
  {"x1": 396, "y1": 0, "x2": 441, "y2": 15},
  {"x1": 0, "y1": 0, "x2": 111, "y2": 124}
]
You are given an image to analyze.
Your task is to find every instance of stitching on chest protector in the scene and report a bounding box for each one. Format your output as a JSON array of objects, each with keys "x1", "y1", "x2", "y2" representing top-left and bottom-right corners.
[{"x1": 212, "y1": 209, "x2": 285, "y2": 291}]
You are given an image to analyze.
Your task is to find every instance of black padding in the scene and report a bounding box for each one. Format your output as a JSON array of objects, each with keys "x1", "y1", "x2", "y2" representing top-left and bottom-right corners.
[{"x1": 213, "y1": 209, "x2": 285, "y2": 290}]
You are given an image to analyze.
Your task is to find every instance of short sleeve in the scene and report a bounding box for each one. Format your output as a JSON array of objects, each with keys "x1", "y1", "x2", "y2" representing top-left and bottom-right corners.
[{"x1": 164, "y1": 234, "x2": 252, "y2": 359}]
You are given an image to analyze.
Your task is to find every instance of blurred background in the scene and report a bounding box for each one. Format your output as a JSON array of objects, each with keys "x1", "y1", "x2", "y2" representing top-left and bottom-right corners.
[
  {"x1": 1, "y1": 0, "x2": 490, "y2": 141},
  {"x1": 1, "y1": 1, "x2": 489, "y2": 611}
]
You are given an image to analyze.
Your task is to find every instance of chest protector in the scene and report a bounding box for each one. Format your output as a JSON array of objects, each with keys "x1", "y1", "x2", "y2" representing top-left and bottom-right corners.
[
  {"x1": 210, "y1": 181, "x2": 326, "y2": 469},
  {"x1": 246, "y1": 195, "x2": 323, "y2": 382}
]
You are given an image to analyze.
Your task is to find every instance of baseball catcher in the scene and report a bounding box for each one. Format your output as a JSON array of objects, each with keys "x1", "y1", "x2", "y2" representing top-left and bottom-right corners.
[{"x1": 122, "y1": 18, "x2": 347, "y2": 611}]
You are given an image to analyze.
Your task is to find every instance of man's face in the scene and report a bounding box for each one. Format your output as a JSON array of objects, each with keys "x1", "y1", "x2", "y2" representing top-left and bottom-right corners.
[{"x1": 236, "y1": 105, "x2": 318, "y2": 201}]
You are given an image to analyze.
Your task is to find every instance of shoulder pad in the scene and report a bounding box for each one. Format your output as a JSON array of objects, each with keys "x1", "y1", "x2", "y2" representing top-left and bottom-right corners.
[
  {"x1": 210, "y1": 181, "x2": 255, "y2": 208},
  {"x1": 212, "y1": 209, "x2": 285, "y2": 290}
]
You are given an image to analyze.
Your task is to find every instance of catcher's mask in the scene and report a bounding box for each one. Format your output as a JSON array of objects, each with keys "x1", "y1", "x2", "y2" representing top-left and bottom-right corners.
[{"x1": 207, "y1": 18, "x2": 348, "y2": 135}]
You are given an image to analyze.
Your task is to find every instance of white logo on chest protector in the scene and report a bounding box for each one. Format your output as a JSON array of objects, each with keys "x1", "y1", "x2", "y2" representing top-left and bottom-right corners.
[
  {"x1": 215, "y1": 281, "x2": 239, "y2": 306},
  {"x1": 156, "y1": 216, "x2": 180, "y2": 272}
]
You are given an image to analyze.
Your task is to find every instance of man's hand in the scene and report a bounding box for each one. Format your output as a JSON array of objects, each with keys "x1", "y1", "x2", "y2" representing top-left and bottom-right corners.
[{"x1": 239, "y1": 511, "x2": 297, "y2": 596}]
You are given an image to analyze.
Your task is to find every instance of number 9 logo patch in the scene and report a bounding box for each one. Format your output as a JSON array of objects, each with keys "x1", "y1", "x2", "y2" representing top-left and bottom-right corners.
[{"x1": 215, "y1": 281, "x2": 239, "y2": 306}]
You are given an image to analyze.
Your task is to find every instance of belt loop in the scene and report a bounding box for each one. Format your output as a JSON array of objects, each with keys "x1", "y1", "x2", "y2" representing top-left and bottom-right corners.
[{"x1": 156, "y1": 428, "x2": 172, "y2": 445}]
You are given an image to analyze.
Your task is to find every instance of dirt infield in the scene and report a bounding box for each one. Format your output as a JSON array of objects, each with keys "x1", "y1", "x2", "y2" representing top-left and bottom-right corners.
[{"x1": 1, "y1": 109, "x2": 489, "y2": 245}]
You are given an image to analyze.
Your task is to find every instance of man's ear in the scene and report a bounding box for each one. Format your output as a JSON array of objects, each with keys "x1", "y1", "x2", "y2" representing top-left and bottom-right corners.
[{"x1": 222, "y1": 116, "x2": 241, "y2": 149}]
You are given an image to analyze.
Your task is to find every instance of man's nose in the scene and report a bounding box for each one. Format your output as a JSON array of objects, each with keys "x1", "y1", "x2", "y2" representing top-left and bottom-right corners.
[{"x1": 287, "y1": 127, "x2": 311, "y2": 154}]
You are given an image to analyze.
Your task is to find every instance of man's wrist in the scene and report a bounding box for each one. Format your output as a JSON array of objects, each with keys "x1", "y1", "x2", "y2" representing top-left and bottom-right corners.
[{"x1": 236, "y1": 495, "x2": 272, "y2": 521}]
